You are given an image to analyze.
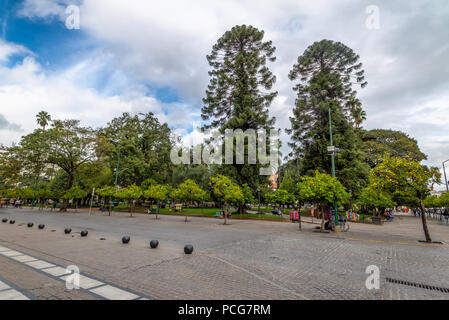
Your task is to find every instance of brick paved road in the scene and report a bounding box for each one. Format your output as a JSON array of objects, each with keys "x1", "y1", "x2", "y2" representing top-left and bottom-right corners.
[{"x1": 0, "y1": 208, "x2": 448, "y2": 300}]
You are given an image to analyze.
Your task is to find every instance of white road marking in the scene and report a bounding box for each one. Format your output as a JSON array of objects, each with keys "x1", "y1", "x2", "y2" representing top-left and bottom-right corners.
[
  {"x1": 90, "y1": 285, "x2": 139, "y2": 300},
  {"x1": 1, "y1": 250, "x2": 23, "y2": 257},
  {"x1": 25, "y1": 260, "x2": 56, "y2": 270},
  {"x1": 0, "y1": 244, "x2": 145, "y2": 300},
  {"x1": 0, "y1": 280, "x2": 10, "y2": 291},
  {"x1": 60, "y1": 274, "x2": 104, "y2": 289},
  {"x1": 11, "y1": 255, "x2": 38, "y2": 263},
  {"x1": 42, "y1": 266, "x2": 71, "y2": 277},
  {"x1": 0, "y1": 289, "x2": 30, "y2": 300}
]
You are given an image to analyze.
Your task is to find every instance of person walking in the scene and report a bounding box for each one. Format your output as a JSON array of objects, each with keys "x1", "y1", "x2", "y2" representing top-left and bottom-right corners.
[{"x1": 443, "y1": 208, "x2": 449, "y2": 225}]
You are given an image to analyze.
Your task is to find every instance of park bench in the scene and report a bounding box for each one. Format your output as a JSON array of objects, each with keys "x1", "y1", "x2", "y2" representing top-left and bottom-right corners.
[{"x1": 215, "y1": 211, "x2": 221, "y2": 217}]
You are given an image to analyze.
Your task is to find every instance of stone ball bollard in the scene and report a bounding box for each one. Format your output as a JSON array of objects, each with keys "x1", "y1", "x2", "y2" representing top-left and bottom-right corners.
[
  {"x1": 122, "y1": 236, "x2": 130, "y2": 244},
  {"x1": 150, "y1": 240, "x2": 159, "y2": 249},
  {"x1": 2, "y1": 218, "x2": 7, "y2": 223},
  {"x1": 80, "y1": 230, "x2": 88, "y2": 237},
  {"x1": 38, "y1": 224, "x2": 45, "y2": 230},
  {"x1": 27, "y1": 222, "x2": 34, "y2": 228},
  {"x1": 64, "y1": 228, "x2": 72, "y2": 234},
  {"x1": 184, "y1": 244, "x2": 194, "y2": 254},
  {"x1": 9, "y1": 220, "x2": 15, "y2": 225}
]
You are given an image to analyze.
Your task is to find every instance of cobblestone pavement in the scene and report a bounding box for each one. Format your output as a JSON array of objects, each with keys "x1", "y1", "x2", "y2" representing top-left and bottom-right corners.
[{"x1": 0, "y1": 208, "x2": 448, "y2": 300}]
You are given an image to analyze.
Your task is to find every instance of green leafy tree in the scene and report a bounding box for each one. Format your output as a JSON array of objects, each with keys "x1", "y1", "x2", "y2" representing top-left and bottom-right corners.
[
  {"x1": 287, "y1": 40, "x2": 369, "y2": 198},
  {"x1": 369, "y1": 155, "x2": 440, "y2": 242},
  {"x1": 44, "y1": 120, "x2": 96, "y2": 211},
  {"x1": 240, "y1": 183, "x2": 255, "y2": 214},
  {"x1": 97, "y1": 186, "x2": 117, "y2": 216},
  {"x1": 357, "y1": 187, "x2": 396, "y2": 214},
  {"x1": 361, "y1": 129, "x2": 427, "y2": 168},
  {"x1": 209, "y1": 175, "x2": 243, "y2": 225},
  {"x1": 115, "y1": 184, "x2": 143, "y2": 217},
  {"x1": 423, "y1": 195, "x2": 441, "y2": 208},
  {"x1": 36, "y1": 187, "x2": 52, "y2": 210},
  {"x1": 0, "y1": 146, "x2": 22, "y2": 189},
  {"x1": 267, "y1": 189, "x2": 296, "y2": 211},
  {"x1": 63, "y1": 186, "x2": 88, "y2": 210},
  {"x1": 279, "y1": 170, "x2": 298, "y2": 195},
  {"x1": 144, "y1": 184, "x2": 170, "y2": 220},
  {"x1": 439, "y1": 192, "x2": 449, "y2": 208},
  {"x1": 202, "y1": 24, "x2": 278, "y2": 203},
  {"x1": 100, "y1": 112, "x2": 173, "y2": 186},
  {"x1": 171, "y1": 179, "x2": 206, "y2": 221},
  {"x1": 297, "y1": 171, "x2": 349, "y2": 231},
  {"x1": 14, "y1": 188, "x2": 34, "y2": 204}
]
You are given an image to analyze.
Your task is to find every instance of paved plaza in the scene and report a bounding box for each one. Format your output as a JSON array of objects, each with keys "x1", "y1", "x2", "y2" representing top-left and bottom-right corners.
[{"x1": 0, "y1": 207, "x2": 448, "y2": 300}]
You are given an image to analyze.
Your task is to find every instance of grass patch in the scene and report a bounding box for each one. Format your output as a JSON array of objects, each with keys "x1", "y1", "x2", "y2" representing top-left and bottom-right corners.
[{"x1": 114, "y1": 205, "x2": 289, "y2": 221}]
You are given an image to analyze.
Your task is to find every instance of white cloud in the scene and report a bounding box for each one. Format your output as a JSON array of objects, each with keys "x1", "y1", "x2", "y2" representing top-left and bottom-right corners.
[
  {"x1": 0, "y1": 44, "x2": 195, "y2": 146},
  {"x1": 17, "y1": 0, "x2": 72, "y2": 21},
  {"x1": 0, "y1": 39, "x2": 30, "y2": 62}
]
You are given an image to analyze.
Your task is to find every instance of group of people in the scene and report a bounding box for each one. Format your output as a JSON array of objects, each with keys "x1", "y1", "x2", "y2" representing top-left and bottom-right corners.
[
  {"x1": 412, "y1": 208, "x2": 422, "y2": 217},
  {"x1": 0, "y1": 198, "x2": 59, "y2": 210},
  {"x1": 413, "y1": 207, "x2": 449, "y2": 224}
]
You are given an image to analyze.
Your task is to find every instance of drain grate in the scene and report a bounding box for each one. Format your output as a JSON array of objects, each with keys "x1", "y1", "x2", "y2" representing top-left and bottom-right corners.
[{"x1": 386, "y1": 277, "x2": 449, "y2": 293}]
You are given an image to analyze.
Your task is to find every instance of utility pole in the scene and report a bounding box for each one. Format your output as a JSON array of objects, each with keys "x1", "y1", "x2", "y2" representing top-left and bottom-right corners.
[
  {"x1": 443, "y1": 159, "x2": 449, "y2": 192},
  {"x1": 114, "y1": 146, "x2": 121, "y2": 188}
]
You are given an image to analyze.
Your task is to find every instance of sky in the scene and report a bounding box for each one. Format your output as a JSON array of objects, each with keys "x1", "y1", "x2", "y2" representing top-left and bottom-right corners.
[{"x1": 0, "y1": 0, "x2": 448, "y2": 189}]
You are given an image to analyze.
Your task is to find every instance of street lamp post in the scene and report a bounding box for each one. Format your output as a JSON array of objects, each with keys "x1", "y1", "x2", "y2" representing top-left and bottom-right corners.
[
  {"x1": 257, "y1": 186, "x2": 261, "y2": 218},
  {"x1": 328, "y1": 103, "x2": 339, "y2": 227},
  {"x1": 443, "y1": 159, "x2": 449, "y2": 192},
  {"x1": 114, "y1": 145, "x2": 121, "y2": 188}
]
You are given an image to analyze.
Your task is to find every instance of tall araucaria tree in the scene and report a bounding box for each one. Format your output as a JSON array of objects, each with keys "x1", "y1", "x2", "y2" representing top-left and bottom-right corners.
[
  {"x1": 286, "y1": 39, "x2": 370, "y2": 197},
  {"x1": 202, "y1": 24, "x2": 278, "y2": 206}
]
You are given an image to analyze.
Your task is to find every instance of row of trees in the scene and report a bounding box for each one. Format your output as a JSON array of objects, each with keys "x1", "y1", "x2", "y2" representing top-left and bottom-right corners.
[{"x1": 0, "y1": 24, "x2": 443, "y2": 242}]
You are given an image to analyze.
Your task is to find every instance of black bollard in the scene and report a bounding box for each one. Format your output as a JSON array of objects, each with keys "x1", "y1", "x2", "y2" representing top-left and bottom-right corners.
[
  {"x1": 150, "y1": 240, "x2": 159, "y2": 249},
  {"x1": 122, "y1": 236, "x2": 130, "y2": 244},
  {"x1": 2, "y1": 218, "x2": 7, "y2": 223},
  {"x1": 184, "y1": 244, "x2": 194, "y2": 254},
  {"x1": 9, "y1": 220, "x2": 15, "y2": 225},
  {"x1": 27, "y1": 222, "x2": 34, "y2": 228},
  {"x1": 64, "y1": 228, "x2": 72, "y2": 234},
  {"x1": 38, "y1": 224, "x2": 45, "y2": 230},
  {"x1": 80, "y1": 230, "x2": 88, "y2": 237}
]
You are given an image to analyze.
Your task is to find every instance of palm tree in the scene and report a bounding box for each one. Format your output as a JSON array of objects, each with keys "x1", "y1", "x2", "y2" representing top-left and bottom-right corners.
[
  {"x1": 346, "y1": 98, "x2": 366, "y2": 129},
  {"x1": 36, "y1": 111, "x2": 51, "y2": 130}
]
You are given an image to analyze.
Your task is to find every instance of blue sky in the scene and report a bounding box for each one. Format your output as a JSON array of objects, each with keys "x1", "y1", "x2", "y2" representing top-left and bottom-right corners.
[{"x1": 0, "y1": 0, "x2": 448, "y2": 189}]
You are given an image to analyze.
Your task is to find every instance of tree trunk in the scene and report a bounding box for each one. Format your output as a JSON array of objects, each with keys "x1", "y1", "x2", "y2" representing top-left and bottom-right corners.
[
  {"x1": 320, "y1": 206, "x2": 325, "y2": 233},
  {"x1": 130, "y1": 200, "x2": 135, "y2": 217},
  {"x1": 420, "y1": 200, "x2": 432, "y2": 242},
  {"x1": 60, "y1": 173, "x2": 74, "y2": 212}
]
